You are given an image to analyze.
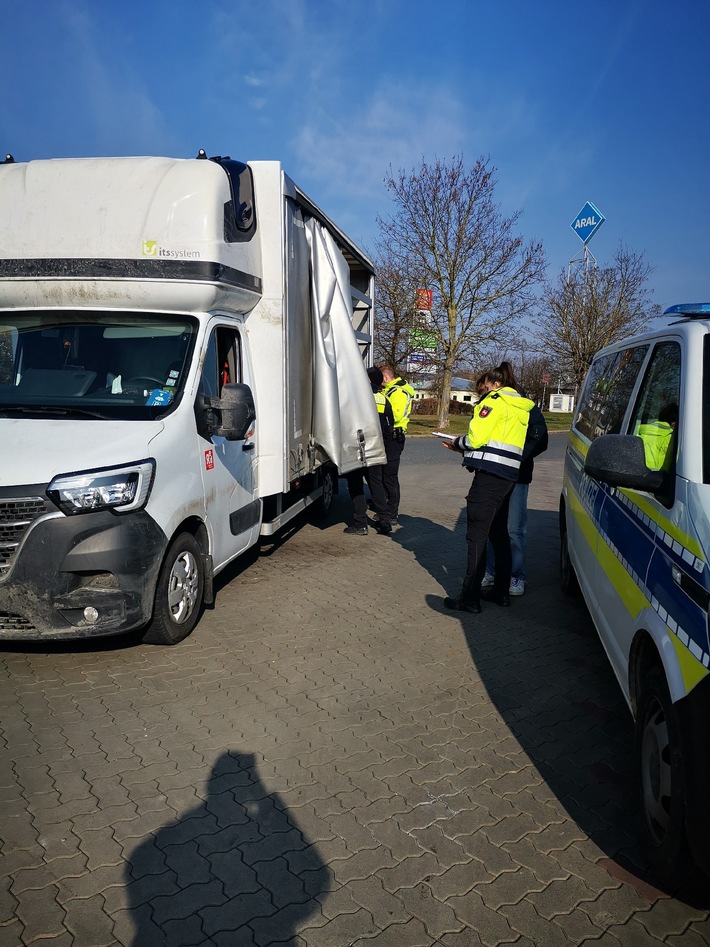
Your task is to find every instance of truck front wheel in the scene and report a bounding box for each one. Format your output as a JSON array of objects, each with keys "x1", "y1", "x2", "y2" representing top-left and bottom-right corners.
[
  {"x1": 142, "y1": 532, "x2": 204, "y2": 645},
  {"x1": 634, "y1": 665, "x2": 688, "y2": 885}
]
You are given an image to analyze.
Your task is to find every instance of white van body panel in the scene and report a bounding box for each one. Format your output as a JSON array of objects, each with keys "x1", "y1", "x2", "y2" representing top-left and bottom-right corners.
[{"x1": 6, "y1": 417, "x2": 164, "y2": 481}]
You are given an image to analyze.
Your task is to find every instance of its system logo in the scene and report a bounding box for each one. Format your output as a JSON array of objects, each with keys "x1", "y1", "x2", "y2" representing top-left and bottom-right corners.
[{"x1": 142, "y1": 240, "x2": 158, "y2": 257}]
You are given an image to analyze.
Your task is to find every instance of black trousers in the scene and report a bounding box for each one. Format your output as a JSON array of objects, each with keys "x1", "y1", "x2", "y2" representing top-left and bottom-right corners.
[
  {"x1": 463, "y1": 470, "x2": 515, "y2": 598},
  {"x1": 346, "y1": 467, "x2": 390, "y2": 528},
  {"x1": 383, "y1": 436, "x2": 405, "y2": 518}
]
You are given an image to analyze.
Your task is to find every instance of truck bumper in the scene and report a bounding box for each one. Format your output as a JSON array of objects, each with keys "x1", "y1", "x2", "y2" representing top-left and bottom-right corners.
[
  {"x1": 678, "y1": 673, "x2": 710, "y2": 879},
  {"x1": 0, "y1": 508, "x2": 166, "y2": 639}
]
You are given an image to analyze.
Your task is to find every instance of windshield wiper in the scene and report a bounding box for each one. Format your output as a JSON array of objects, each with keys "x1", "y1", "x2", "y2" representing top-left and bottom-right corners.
[{"x1": 0, "y1": 405, "x2": 110, "y2": 420}]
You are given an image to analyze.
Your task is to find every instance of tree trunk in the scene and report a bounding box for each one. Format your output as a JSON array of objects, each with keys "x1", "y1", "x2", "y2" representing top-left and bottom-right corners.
[{"x1": 438, "y1": 361, "x2": 454, "y2": 428}]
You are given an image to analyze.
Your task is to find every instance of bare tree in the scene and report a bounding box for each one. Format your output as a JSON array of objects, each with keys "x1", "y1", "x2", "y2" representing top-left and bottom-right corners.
[
  {"x1": 535, "y1": 243, "x2": 661, "y2": 392},
  {"x1": 511, "y1": 353, "x2": 554, "y2": 407},
  {"x1": 372, "y1": 245, "x2": 420, "y2": 373},
  {"x1": 376, "y1": 155, "x2": 546, "y2": 427}
]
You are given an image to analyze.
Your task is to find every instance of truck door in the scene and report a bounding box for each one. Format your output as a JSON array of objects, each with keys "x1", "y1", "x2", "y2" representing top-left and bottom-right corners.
[{"x1": 197, "y1": 324, "x2": 260, "y2": 570}]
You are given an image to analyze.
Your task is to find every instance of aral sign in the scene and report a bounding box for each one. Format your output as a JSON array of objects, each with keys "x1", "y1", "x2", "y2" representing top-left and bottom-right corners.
[{"x1": 571, "y1": 201, "x2": 605, "y2": 244}]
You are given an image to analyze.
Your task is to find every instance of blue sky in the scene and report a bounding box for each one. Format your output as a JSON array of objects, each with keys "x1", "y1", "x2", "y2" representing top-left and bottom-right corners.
[{"x1": 2, "y1": 0, "x2": 709, "y2": 313}]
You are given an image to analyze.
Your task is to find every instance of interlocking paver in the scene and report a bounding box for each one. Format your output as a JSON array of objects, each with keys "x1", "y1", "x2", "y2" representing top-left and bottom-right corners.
[
  {"x1": 397, "y1": 882, "x2": 465, "y2": 939},
  {"x1": 439, "y1": 926, "x2": 485, "y2": 946},
  {"x1": 62, "y1": 893, "x2": 116, "y2": 947},
  {"x1": 351, "y1": 916, "x2": 433, "y2": 946},
  {"x1": 10, "y1": 852, "x2": 88, "y2": 895},
  {"x1": 334, "y1": 845, "x2": 400, "y2": 884},
  {"x1": 299, "y1": 907, "x2": 379, "y2": 946},
  {"x1": 445, "y1": 888, "x2": 520, "y2": 946},
  {"x1": 377, "y1": 852, "x2": 448, "y2": 893},
  {"x1": 605, "y1": 916, "x2": 668, "y2": 945},
  {"x1": 13, "y1": 884, "x2": 67, "y2": 942},
  {"x1": 498, "y1": 898, "x2": 575, "y2": 946},
  {"x1": 473, "y1": 864, "x2": 547, "y2": 910},
  {"x1": 4, "y1": 438, "x2": 710, "y2": 945}
]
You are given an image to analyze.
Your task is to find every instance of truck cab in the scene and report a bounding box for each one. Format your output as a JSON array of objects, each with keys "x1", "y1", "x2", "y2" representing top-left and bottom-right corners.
[{"x1": 0, "y1": 153, "x2": 384, "y2": 644}]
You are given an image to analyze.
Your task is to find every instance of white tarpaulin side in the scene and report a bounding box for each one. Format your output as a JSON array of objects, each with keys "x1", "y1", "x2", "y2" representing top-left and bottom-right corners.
[{"x1": 305, "y1": 218, "x2": 386, "y2": 473}]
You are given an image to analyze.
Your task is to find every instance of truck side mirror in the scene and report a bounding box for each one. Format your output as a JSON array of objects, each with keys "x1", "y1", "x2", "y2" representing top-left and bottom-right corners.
[
  {"x1": 213, "y1": 383, "x2": 256, "y2": 441},
  {"x1": 585, "y1": 434, "x2": 664, "y2": 493}
]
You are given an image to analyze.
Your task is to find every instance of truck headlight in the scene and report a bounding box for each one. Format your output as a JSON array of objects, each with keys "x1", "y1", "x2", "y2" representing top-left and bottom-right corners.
[{"x1": 47, "y1": 460, "x2": 155, "y2": 515}]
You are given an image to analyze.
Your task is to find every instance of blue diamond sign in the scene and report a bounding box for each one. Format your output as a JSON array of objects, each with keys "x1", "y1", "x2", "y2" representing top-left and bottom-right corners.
[{"x1": 571, "y1": 201, "x2": 605, "y2": 244}]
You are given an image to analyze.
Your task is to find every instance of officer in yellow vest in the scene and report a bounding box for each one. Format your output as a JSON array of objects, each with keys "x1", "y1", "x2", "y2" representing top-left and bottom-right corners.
[
  {"x1": 380, "y1": 366, "x2": 415, "y2": 524},
  {"x1": 441, "y1": 362, "x2": 533, "y2": 613},
  {"x1": 344, "y1": 367, "x2": 395, "y2": 536}
]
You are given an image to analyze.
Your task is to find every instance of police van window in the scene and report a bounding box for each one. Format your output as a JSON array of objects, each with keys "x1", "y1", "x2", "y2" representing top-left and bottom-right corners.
[
  {"x1": 629, "y1": 342, "x2": 680, "y2": 485},
  {"x1": 575, "y1": 345, "x2": 649, "y2": 441},
  {"x1": 200, "y1": 327, "x2": 242, "y2": 400}
]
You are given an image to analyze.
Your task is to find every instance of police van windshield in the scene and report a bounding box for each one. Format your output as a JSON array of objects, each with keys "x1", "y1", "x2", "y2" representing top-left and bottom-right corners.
[{"x1": 0, "y1": 311, "x2": 197, "y2": 420}]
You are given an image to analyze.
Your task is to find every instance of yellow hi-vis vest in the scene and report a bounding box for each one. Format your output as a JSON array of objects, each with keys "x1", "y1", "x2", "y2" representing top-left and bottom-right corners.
[
  {"x1": 637, "y1": 420, "x2": 675, "y2": 471},
  {"x1": 383, "y1": 377, "x2": 415, "y2": 431},
  {"x1": 456, "y1": 387, "x2": 534, "y2": 481}
]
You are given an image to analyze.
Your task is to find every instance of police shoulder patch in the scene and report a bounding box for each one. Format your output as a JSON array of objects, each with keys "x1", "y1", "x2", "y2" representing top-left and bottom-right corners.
[{"x1": 479, "y1": 406, "x2": 492, "y2": 418}]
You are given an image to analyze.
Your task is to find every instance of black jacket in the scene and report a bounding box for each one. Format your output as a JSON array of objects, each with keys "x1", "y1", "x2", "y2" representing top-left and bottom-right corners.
[{"x1": 518, "y1": 404, "x2": 548, "y2": 484}]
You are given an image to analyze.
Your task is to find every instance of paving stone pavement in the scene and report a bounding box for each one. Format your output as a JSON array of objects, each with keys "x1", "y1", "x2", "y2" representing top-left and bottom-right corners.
[{"x1": 2, "y1": 433, "x2": 710, "y2": 946}]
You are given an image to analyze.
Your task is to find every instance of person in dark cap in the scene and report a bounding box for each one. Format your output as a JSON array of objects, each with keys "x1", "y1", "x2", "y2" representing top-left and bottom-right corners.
[{"x1": 344, "y1": 367, "x2": 395, "y2": 536}]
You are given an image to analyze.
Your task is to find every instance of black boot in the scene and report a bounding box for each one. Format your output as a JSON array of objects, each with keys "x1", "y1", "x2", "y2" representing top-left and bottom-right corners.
[
  {"x1": 480, "y1": 587, "x2": 511, "y2": 607},
  {"x1": 444, "y1": 578, "x2": 481, "y2": 614},
  {"x1": 444, "y1": 595, "x2": 482, "y2": 614}
]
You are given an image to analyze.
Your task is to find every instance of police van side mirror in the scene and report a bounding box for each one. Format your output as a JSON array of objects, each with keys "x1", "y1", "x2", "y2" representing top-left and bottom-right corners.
[
  {"x1": 585, "y1": 434, "x2": 664, "y2": 493},
  {"x1": 213, "y1": 383, "x2": 256, "y2": 441}
]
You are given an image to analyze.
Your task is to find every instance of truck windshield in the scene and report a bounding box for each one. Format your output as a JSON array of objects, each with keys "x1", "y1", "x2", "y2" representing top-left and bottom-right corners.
[{"x1": 0, "y1": 311, "x2": 197, "y2": 419}]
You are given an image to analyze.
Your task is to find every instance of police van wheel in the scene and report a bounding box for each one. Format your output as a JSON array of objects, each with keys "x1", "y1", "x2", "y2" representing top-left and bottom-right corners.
[
  {"x1": 142, "y1": 533, "x2": 204, "y2": 645},
  {"x1": 635, "y1": 666, "x2": 689, "y2": 885},
  {"x1": 559, "y1": 525, "x2": 580, "y2": 597},
  {"x1": 310, "y1": 467, "x2": 337, "y2": 520}
]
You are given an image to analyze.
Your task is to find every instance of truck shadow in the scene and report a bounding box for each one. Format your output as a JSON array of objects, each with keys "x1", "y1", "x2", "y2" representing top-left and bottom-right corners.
[
  {"x1": 393, "y1": 508, "x2": 708, "y2": 907},
  {"x1": 124, "y1": 750, "x2": 332, "y2": 945}
]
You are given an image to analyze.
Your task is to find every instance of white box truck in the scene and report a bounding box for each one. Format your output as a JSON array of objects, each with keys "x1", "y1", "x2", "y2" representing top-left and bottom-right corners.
[{"x1": 0, "y1": 152, "x2": 385, "y2": 644}]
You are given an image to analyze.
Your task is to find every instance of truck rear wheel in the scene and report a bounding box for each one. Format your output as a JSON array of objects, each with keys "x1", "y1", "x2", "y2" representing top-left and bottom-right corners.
[
  {"x1": 142, "y1": 532, "x2": 204, "y2": 645},
  {"x1": 309, "y1": 466, "x2": 337, "y2": 520},
  {"x1": 634, "y1": 665, "x2": 688, "y2": 885}
]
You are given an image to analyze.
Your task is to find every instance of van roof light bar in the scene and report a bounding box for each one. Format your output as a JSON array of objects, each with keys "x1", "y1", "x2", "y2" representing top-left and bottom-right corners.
[{"x1": 664, "y1": 303, "x2": 710, "y2": 318}]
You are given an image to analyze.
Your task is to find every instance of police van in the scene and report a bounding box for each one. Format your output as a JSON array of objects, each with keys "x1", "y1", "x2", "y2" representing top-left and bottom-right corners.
[{"x1": 560, "y1": 303, "x2": 710, "y2": 886}]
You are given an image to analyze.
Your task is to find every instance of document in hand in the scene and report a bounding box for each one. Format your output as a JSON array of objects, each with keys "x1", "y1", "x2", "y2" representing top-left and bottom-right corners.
[{"x1": 432, "y1": 432, "x2": 458, "y2": 442}]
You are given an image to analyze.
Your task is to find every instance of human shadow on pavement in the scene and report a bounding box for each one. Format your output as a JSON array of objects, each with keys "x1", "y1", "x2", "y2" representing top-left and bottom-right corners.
[
  {"x1": 393, "y1": 508, "x2": 706, "y2": 906},
  {"x1": 125, "y1": 750, "x2": 332, "y2": 946}
]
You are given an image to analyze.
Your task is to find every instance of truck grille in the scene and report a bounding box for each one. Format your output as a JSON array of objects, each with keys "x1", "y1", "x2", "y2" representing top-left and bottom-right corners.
[{"x1": 0, "y1": 497, "x2": 47, "y2": 575}]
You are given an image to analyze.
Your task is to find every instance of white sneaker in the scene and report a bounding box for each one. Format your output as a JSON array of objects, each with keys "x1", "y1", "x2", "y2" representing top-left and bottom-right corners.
[
  {"x1": 509, "y1": 577, "x2": 526, "y2": 596},
  {"x1": 481, "y1": 573, "x2": 495, "y2": 589}
]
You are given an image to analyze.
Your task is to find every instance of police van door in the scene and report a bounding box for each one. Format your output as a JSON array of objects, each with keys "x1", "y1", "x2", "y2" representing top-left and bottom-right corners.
[
  {"x1": 595, "y1": 342, "x2": 680, "y2": 681},
  {"x1": 197, "y1": 323, "x2": 260, "y2": 570},
  {"x1": 569, "y1": 345, "x2": 648, "y2": 613}
]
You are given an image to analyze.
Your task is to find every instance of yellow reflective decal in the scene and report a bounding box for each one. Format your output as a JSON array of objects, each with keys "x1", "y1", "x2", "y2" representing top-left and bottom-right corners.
[{"x1": 670, "y1": 630, "x2": 709, "y2": 693}]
